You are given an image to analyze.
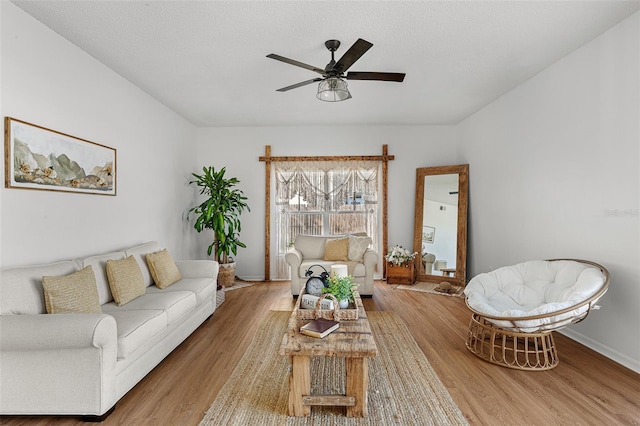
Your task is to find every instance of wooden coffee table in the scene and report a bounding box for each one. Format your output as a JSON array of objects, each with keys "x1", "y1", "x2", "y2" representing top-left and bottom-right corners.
[{"x1": 278, "y1": 292, "x2": 378, "y2": 417}]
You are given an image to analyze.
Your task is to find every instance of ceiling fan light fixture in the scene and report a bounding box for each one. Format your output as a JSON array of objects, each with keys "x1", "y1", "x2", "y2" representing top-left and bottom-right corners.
[{"x1": 316, "y1": 77, "x2": 351, "y2": 102}]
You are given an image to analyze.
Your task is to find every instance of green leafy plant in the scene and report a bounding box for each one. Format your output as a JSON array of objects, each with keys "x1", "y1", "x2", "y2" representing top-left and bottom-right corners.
[
  {"x1": 189, "y1": 166, "x2": 250, "y2": 264},
  {"x1": 322, "y1": 275, "x2": 357, "y2": 303}
]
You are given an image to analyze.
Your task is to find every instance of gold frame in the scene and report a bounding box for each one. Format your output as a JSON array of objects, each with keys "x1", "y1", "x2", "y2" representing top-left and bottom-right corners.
[{"x1": 412, "y1": 164, "x2": 468, "y2": 286}]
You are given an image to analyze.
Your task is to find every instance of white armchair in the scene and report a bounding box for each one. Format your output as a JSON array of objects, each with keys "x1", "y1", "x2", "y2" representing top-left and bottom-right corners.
[{"x1": 285, "y1": 234, "x2": 377, "y2": 296}]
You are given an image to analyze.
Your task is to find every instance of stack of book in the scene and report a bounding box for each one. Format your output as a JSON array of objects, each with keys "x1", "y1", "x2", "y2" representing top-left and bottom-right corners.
[{"x1": 299, "y1": 318, "x2": 339, "y2": 339}]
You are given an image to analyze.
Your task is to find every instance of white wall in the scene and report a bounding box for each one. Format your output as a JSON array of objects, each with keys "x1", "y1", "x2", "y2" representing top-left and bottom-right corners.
[
  {"x1": 195, "y1": 126, "x2": 458, "y2": 279},
  {"x1": 0, "y1": 2, "x2": 199, "y2": 266},
  {"x1": 458, "y1": 12, "x2": 640, "y2": 372},
  {"x1": 423, "y1": 200, "x2": 457, "y2": 271}
]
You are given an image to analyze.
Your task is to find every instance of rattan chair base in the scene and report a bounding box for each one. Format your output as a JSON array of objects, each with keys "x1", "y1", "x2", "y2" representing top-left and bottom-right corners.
[{"x1": 466, "y1": 313, "x2": 559, "y2": 371}]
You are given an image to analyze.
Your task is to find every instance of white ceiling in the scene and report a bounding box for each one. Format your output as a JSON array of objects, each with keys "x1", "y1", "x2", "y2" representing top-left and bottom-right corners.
[{"x1": 12, "y1": 1, "x2": 640, "y2": 127}]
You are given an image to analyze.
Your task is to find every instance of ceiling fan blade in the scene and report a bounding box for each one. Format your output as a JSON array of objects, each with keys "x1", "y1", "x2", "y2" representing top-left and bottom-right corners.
[
  {"x1": 334, "y1": 38, "x2": 373, "y2": 73},
  {"x1": 276, "y1": 78, "x2": 323, "y2": 92},
  {"x1": 346, "y1": 71, "x2": 406, "y2": 82},
  {"x1": 266, "y1": 54, "x2": 325, "y2": 75}
]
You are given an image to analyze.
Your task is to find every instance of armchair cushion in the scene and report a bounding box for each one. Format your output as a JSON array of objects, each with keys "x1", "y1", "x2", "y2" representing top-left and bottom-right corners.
[{"x1": 42, "y1": 265, "x2": 102, "y2": 314}]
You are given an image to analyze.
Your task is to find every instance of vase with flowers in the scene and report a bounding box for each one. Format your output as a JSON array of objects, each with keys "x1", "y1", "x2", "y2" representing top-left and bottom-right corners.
[{"x1": 385, "y1": 244, "x2": 418, "y2": 284}]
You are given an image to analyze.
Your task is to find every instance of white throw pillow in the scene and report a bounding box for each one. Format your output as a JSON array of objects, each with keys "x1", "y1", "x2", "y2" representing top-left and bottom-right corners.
[{"x1": 348, "y1": 235, "x2": 372, "y2": 262}]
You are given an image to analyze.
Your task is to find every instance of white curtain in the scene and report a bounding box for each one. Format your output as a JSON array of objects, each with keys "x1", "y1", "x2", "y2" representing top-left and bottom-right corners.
[{"x1": 274, "y1": 160, "x2": 380, "y2": 278}]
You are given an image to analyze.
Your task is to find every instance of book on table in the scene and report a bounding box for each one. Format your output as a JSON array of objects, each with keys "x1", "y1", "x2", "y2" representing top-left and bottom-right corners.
[{"x1": 299, "y1": 318, "x2": 340, "y2": 338}]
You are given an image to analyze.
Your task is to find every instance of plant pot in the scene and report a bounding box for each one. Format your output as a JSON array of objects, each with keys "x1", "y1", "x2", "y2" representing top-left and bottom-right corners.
[
  {"x1": 339, "y1": 299, "x2": 350, "y2": 309},
  {"x1": 218, "y1": 262, "x2": 236, "y2": 288}
]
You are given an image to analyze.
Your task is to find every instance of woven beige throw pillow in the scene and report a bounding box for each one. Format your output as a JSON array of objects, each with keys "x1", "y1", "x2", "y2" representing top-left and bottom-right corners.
[
  {"x1": 146, "y1": 249, "x2": 181, "y2": 289},
  {"x1": 106, "y1": 255, "x2": 146, "y2": 306},
  {"x1": 42, "y1": 265, "x2": 102, "y2": 314},
  {"x1": 323, "y1": 237, "x2": 349, "y2": 261}
]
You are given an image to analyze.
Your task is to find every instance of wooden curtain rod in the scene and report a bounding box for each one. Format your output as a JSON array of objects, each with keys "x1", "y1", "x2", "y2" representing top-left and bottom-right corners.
[{"x1": 259, "y1": 154, "x2": 394, "y2": 162}]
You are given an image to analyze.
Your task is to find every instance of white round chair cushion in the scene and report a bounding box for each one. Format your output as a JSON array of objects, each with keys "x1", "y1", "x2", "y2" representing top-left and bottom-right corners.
[{"x1": 464, "y1": 260, "x2": 606, "y2": 332}]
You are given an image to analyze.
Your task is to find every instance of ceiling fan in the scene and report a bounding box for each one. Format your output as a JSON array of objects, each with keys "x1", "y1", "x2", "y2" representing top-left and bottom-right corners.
[{"x1": 266, "y1": 38, "x2": 405, "y2": 102}]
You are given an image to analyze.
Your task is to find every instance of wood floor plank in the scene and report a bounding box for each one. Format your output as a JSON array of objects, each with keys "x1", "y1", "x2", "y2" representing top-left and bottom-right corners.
[{"x1": 1, "y1": 280, "x2": 638, "y2": 425}]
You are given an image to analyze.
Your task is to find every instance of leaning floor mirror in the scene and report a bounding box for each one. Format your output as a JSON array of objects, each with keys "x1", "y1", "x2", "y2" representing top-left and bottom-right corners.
[{"x1": 413, "y1": 164, "x2": 469, "y2": 286}]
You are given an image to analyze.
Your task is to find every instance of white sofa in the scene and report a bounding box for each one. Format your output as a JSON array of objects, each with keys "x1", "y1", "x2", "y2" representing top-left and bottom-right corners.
[
  {"x1": 0, "y1": 241, "x2": 219, "y2": 418},
  {"x1": 285, "y1": 234, "x2": 377, "y2": 297}
]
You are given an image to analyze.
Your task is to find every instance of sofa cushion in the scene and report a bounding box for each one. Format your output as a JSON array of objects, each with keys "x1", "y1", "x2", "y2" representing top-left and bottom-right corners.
[
  {"x1": 81, "y1": 251, "x2": 126, "y2": 305},
  {"x1": 323, "y1": 237, "x2": 349, "y2": 261},
  {"x1": 145, "y1": 278, "x2": 215, "y2": 307},
  {"x1": 0, "y1": 260, "x2": 80, "y2": 315},
  {"x1": 294, "y1": 235, "x2": 335, "y2": 259},
  {"x1": 348, "y1": 235, "x2": 372, "y2": 262},
  {"x1": 125, "y1": 241, "x2": 162, "y2": 287},
  {"x1": 102, "y1": 309, "x2": 167, "y2": 360},
  {"x1": 146, "y1": 249, "x2": 181, "y2": 289},
  {"x1": 102, "y1": 290, "x2": 197, "y2": 325},
  {"x1": 42, "y1": 265, "x2": 102, "y2": 314},
  {"x1": 106, "y1": 256, "x2": 146, "y2": 306}
]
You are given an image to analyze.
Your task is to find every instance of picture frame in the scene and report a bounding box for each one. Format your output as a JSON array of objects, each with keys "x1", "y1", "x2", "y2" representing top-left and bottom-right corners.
[
  {"x1": 4, "y1": 117, "x2": 116, "y2": 196},
  {"x1": 422, "y1": 226, "x2": 435, "y2": 244}
]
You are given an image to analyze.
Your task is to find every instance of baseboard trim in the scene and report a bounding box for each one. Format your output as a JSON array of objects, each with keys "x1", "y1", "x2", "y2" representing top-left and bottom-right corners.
[{"x1": 559, "y1": 328, "x2": 640, "y2": 374}]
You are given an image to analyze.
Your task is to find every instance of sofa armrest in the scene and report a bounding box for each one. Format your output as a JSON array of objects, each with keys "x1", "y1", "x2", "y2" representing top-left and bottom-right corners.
[
  {"x1": 0, "y1": 314, "x2": 118, "y2": 415},
  {"x1": 285, "y1": 247, "x2": 303, "y2": 268},
  {"x1": 363, "y1": 248, "x2": 378, "y2": 269},
  {"x1": 175, "y1": 260, "x2": 219, "y2": 279},
  {"x1": 285, "y1": 248, "x2": 304, "y2": 296},
  {"x1": 0, "y1": 313, "x2": 116, "y2": 350}
]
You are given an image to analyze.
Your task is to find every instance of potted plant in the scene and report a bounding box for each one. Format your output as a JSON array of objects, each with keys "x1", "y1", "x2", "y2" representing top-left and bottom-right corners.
[
  {"x1": 189, "y1": 166, "x2": 250, "y2": 288},
  {"x1": 385, "y1": 244, "x2": 418, "y2": 285},
  {"x1": 323, "y1": 275, "x2": 357, "y2": 308}
]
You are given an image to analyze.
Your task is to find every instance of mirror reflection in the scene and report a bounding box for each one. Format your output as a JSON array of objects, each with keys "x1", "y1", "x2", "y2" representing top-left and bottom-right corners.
[
  {"x1": 421, "y1": 174, "x2": 459, "y2": 277},
  {"x1": 413, "y1": 164, "x2": 468, "y2": 286}
]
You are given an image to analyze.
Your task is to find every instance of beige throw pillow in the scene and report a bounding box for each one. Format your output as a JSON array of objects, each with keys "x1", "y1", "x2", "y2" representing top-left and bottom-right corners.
[
  {"x1": 42, "y1": 265, "x2": 102, "y2": 314},
  {"x1": 323, "y1": 237, "x2": 349, "y2": 261},
  {"x1": 106, "y1": 255, "x2": 146, "y2": 306},
  {"x1": 348, "y1": 235, "x2": 372, "y2": 262},
  {"x1": 146, "y1": 249, "x2": 181, "y2": 289}
]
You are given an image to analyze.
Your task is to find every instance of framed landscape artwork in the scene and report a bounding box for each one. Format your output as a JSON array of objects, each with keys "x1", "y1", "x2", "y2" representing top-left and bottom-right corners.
[{"x1": 4, "y1": 117, "x2": 116, "y2": 196}]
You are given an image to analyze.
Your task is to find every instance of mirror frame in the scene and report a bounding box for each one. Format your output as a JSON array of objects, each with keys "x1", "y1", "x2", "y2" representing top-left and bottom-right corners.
[{"x1": 413, "y1": 164, "x2": 469, "y2": 286}]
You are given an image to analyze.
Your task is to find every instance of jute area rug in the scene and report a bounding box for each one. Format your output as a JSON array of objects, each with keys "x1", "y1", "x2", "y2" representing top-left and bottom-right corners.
[
  {"x1": 199, "y1": 310, "x2": 468, "y2": 425},
  {"x1": 395, "y1": 282, "x2": 465, "y2": 298}
]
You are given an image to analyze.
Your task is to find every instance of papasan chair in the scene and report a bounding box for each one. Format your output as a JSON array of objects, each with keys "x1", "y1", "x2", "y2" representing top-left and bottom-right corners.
[{"x1": 464, "y1": 259, "x2": 609, "y2": 371}]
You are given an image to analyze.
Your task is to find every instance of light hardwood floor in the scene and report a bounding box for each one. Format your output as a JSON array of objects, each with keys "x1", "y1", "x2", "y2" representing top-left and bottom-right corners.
[{"x1": 2, "y1": 280, "x2": 639, "y2": 425}]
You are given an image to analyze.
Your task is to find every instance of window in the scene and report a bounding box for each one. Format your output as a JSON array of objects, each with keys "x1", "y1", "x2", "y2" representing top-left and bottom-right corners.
[{"x1": 274, "y1": 161, "x2": 379, "y2": 278}]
